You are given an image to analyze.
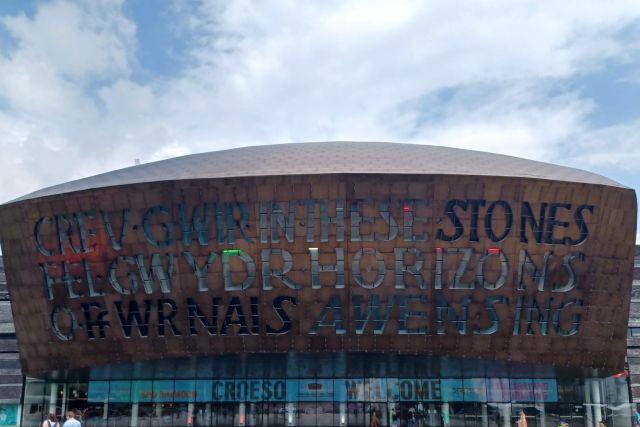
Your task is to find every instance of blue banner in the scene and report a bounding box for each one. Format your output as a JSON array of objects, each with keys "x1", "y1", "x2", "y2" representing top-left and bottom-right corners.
[
  {"x1": 195, "y1": 380, "x2": 213, "y2": 402},
  {"x1": 367, "y1": 378, "x2": 387, "y2": 401},
  {"x1": 440, "y1": 379, "x2": 464, "y2": 401},
  {"x1": 463, "y1": 379, "x2": 487, "y2": 402},
  {"x1": 297, "y1": 379, "x2": 334, "y2": 401},
  {"x1": 88, "y1": 381, "x2": 108, "y2": 402},
  {"x1": 174, "y1": 380, "x2": 197, "y2": 402},
  {"x1": 212, "y1": 379, "x2": 287, "y2": 402},
  {"x1": 90, "y1": 377, "x2": 557, "y2": 403},
  {"x1": 510, "y1": 379, "x2": 557, "y2": 402},
  {"x1": 0, "y1": 404, "x2": 18, "y2": 426},
  {"x1": 394, "y1": 379, "x2": 440, "y2": 401},
  {"x1": 108, "y1": 380, "x2": 131, "y2": 403},
  {"x1": 131, "y1": 380, "x2": 154, "y2": 403},
  {"x1": 486, "y1": 378, "x2": 510, "y2": 402}
]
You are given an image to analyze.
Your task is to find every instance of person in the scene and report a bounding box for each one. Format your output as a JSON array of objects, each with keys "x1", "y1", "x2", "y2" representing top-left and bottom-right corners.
[
  {"x1": 62, "y1": 411, "x2": 81, "y2": 427},
  {"x1": 370, "y1": 409, "x2": 379, "y2": 427},
  {"x1": 517, "y1": 410, "x2": 527, "y2": 427},
  {"x1": 42, "y1": 413, "x2": 59, "y2": 427},
  {"x1": 599, "y1": 421, "x2": 606, "y2": 427},
  {"x1": 408, "y1": 411, "x2": 416, "y2": 427},
  {"x1": 391, "y1": 407, "x2": 399, "y2": 427}
]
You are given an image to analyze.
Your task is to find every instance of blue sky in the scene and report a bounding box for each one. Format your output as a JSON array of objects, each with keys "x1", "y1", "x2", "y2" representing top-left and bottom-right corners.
[{"x1": 0, "y1": 0, "x2": 638, "y2": 242}]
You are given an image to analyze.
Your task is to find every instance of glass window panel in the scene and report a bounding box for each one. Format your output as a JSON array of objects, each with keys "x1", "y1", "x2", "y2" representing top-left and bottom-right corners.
[
  {"x1": 314, "y1": 379, "x2": 334, "y2": 402},
  {"x1": 263, "y1": 402, "x2": 285, "y2": 427},
  {"x1": 449, "y1": 402, "x2": 482, "y2": 427},
  {"x1": 397, "y1": 379, "x2": 440, "y2": 402},
  {"x1": 264, "y1": 354, "x2": 287, "y2": 378},
  {"x1": 236, "y1": 380, "x2": 265, "y2": 402},
  {"x1": 110, "y1": 363, "x2": 133, "y2": 380},
  {"x1": 334, "y1": 379, "x2": 348, "y2": 402},
  {"x1": 246, "y1": 355, "x2": 265, "y2": 379},
  {"x1": 463, "y1": 378, "x2": 487, "y2": 402},
  {"x1": 510, "y1": 379, "x2": 534, "y2": 402},
  {"x1": 441, "y1": 379, "x2": 464, "y2": 402},
  {"x1": 298, "y1": 402, "x2": 318, "y2": 427},
  {"x1": 67, "y1": 382, "x2": 88, "y2": 421},
  {"x1": 285, "y1": 380, "x2": 299, "y2": 402},
  {"x1": 367, "y1": 378, "x2": 387, "y2": 402},
  {"x1": 387, "y1": 379, "x2": 400, "y2": 401},
  {"x1": 88, "y1": 381, "x2": 108, "y2": 403},
  {"x1": 486, "y1": 403, "x2": 511, "y2": 427},
  {"x1": 21, "y1": 379, "x2": 46, "y2": 427},
  {"x1": 298, "y1": 379, "x2": 319, "y2": 402},
  {"x1": 107, "y1": 403, "x2": 131, "y2": 426},
  {"x1": 486, "y1": 379, "x2": 510, "y2": 402},
  {"x1": 214, "y1": 403, "x2": 235, "y2": 426},
  {"x1": 171, "y1": 403, "x2": 190, "y2": 426},
  {"x1": 268, "y1": 380, "x2": 287, "y2": 403},
  {"x1": 193, "y1": 403, "x2": 212, "y2": 427},
  {"x1": 149, "y1": 403, "x2": 177, "y2": 426},
  {"x1": 154, "y1": 359, "x2": 176, "y2": 379},
  {"x1": 245, "y1": 379, "x2": 271, "y2": 402},
  {"x1": 153, "y1": 380, "x2": 174, "y2": 403},
  {"x1": 175, "y1": 359, "x2": 198, "y2": 379},
  {"x1": 132, "y1": 380, "x2": 154, "y2": 403},
  {"x1": 345, "y1": 379, "x2": 365, "y2": 401},
  {"x1": 174, "y1": 379, "x2": 197, "y2": 402},
  {"x1": 317, "y1": 355, "x2": 335, "y2": 378},
  {"x1": 284, "y1": 403, "x2": 296, "y2": 427},
  {"x1": 196, "y1": 380, "x2": 213, "y2": 403},
  {"x1": 511, "y1": 404, "x2": 541, "y2": 427},
  {"x1": 83, "y1": 403, "x2": 107, "y2": 427},
  {"x1": 388, "y1": 403, "x2": 400, "y2": 427},
  {"x1": 212, "y1": 380, "x2": 227, "y2": 402},
  {"x1": 333, "y1": 354, "x2": 348, "y2": 378},
  {"x1": 533, "y1": 379, "x2": 558, "y2": 402},
  {"x1": 196, "y1": 357, "x2": 214, "y2": 379},
  {"x1": 137, "y1": 403, "x2": 157, "y2": 427},
  {"x1": 347, "y1": 403, "x2": 364, "y2": 427},
  {"x1": 108, "y1": 381, "x2": 131, "y2": 403},
  {"x1": 556, "y1": 378, "x2": 584, "y2": 403},
  {"x1": 309, "y1": 402, "x2": 333, "y2": 427}
]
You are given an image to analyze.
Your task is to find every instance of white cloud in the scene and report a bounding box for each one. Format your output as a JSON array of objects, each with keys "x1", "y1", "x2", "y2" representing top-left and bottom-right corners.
[
  {"x1": 561, "y1": 119, "x2": 640, "y2": 171},
  {"x1": 1, "y1": 0, "x2": 134, "y2": 81},
  {"x1": 0, "y1": 0, "x2": 639, "y2": 208}
]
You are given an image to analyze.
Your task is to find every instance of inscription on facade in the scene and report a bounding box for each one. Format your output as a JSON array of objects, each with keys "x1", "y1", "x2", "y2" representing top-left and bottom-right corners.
[{"x1": 35, "y1": 197, "x2": 592, "y2": 342}]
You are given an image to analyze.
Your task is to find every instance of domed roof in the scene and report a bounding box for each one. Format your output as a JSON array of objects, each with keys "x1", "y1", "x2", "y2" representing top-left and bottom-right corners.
[{"x1": 10, "y1": 141, "x2": 625, "y2": 202}]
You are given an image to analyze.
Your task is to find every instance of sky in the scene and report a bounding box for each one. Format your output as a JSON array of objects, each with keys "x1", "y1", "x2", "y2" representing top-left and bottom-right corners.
[{"x1": 0, "y1": 0, "x2": 638, "y2": 243}]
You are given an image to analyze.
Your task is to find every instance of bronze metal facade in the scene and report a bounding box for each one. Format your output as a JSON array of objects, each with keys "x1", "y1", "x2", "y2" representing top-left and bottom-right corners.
[{"x1": 0, "y1": 164, "x2": 636, "y2": 376}]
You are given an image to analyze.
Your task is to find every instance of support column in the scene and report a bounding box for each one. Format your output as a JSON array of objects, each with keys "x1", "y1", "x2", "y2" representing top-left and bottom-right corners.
[
  {"x1": 481, "y1": 403, "x2": 488, "y2": 427},
  {"x1": 592, "y1": 380, "x2": 603, "y2": 427},
  {"x1": 586, "y1": 380, "x2": 593, "y2": 427},
  {"x1": 188, "y1": 402, "x2": 194, "y2": 426},
  {"x1": 339, "y1": 402, "x2": 346, "y2": 426},
  {"x1": 500, "y1": 404, "x2": 510, "y2": 427},
  {"x1": 48, "y1": 384, "x2": 58, "y2": 416},
  {"x1": 130, "y1": 403, "x2": 139, "y2": 427},
  {"x1": 60, "y1": 384, "x2": 68, "y2": 417}
]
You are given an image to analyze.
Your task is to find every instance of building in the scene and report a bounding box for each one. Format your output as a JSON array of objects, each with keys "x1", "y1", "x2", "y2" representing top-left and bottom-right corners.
[
  {"x1": 0, "y1": 256, "x2": 22, "y2": 426},
  {"x1": 627, "y1": 247, "x2": 640, "y2": 405},
  {"x1": 0, "y1": 142, "x2": 636, "y2": 427}
]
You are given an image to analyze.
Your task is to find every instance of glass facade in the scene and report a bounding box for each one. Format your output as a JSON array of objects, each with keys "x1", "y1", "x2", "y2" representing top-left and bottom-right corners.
[{"x1": 20, "y1": 353, "x2": 633, "y2": 427}]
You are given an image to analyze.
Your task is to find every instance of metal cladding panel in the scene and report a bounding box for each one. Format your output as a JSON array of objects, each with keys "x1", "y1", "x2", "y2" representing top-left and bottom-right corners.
[{"x1": 0, "y1": 172, "x2": 636, "y2": 377}]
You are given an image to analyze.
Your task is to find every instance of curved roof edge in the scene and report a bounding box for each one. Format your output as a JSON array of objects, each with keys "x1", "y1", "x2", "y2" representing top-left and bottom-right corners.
[{"x1": 7, "y1": 141, "x2": 627, "y2": 203}]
